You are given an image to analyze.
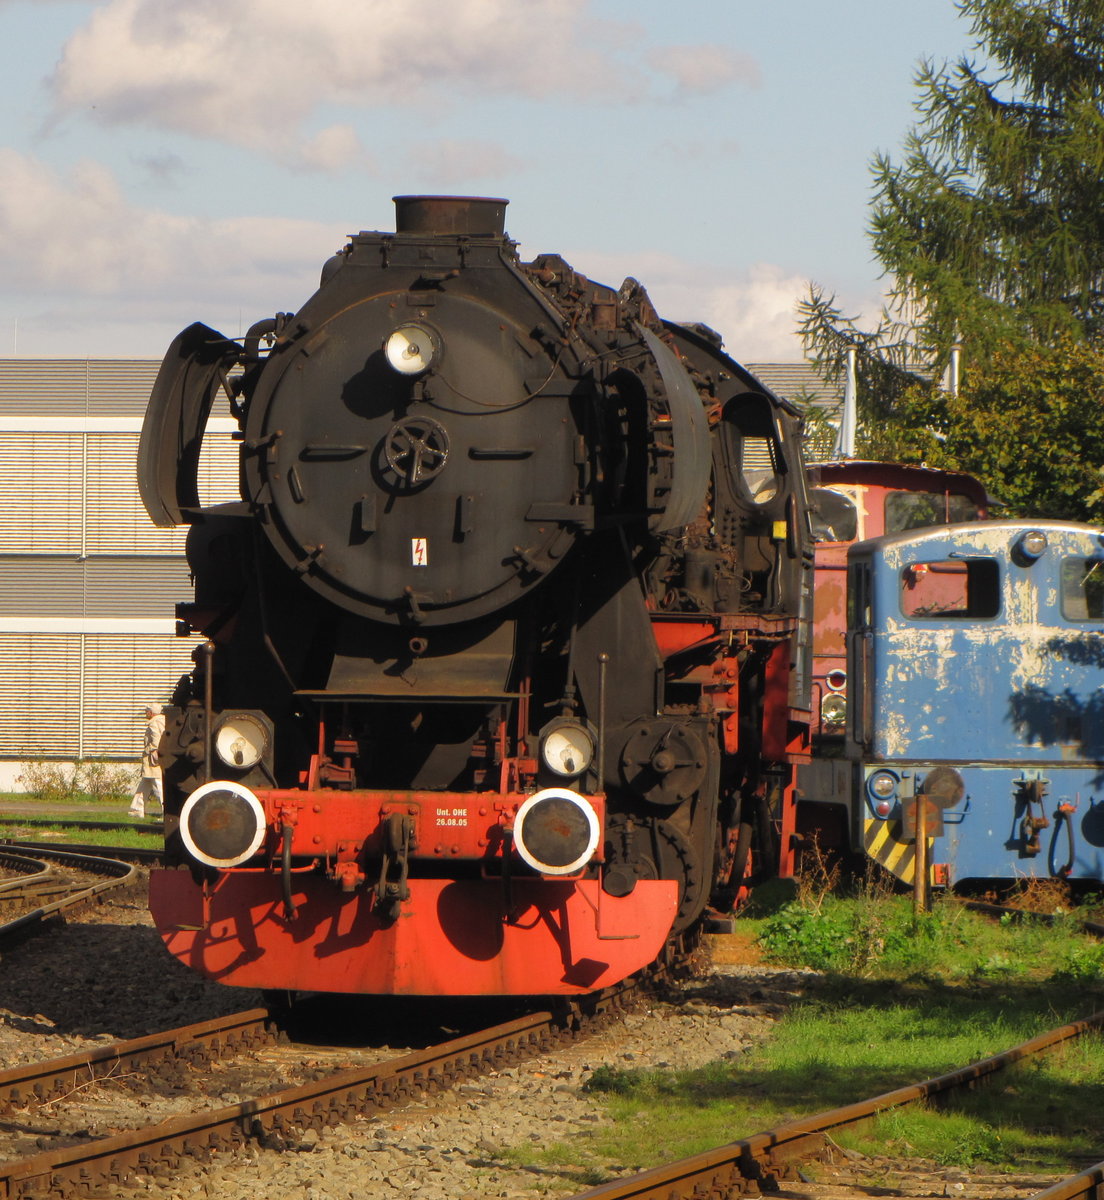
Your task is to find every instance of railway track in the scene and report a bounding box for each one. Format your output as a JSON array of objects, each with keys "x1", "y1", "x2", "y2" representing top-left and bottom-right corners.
[
  {"x1": 961, "y1": 899, "x2": 1104, "y2": 939},
  {"x1": 0, "y1": 1008, "x2": 277, "y2": 1116},
  {"x1": 0, "y1": 838, "x2": 164, "y2": 866},
  {"x1": 0, "y1": 847, "x2": 138, "y2": 948},
  {"x1": 562, "y1": 1011, "x2": 1104, "y2": 1200},
  {"x1": 0, "y1": 974, "x2": 649, "y2": 1198}
]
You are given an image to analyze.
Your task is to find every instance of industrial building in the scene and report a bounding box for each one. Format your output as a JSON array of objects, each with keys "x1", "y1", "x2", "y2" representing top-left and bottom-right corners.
[
  {"x1": 0, "y1": 359, "x2": 237, "y2": 787},
  {"x1": 0, "y1": 358, "x2": 834, "y2": 788}
]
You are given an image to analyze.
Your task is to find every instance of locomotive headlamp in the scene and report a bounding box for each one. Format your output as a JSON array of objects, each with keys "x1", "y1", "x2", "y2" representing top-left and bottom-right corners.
[
  {"x1": 180, "y1": 780, "x2": 267, "y2": 869},
  {"x1": 820, "y1": 693, "x2": 847, "y2": 726},
  {"x1": 539, "y1": 719, "x2": 595, "y2": 778},
  {"x1": 513, "y1": 788, "x2": 600, "y2": 876},
  {"x1": 868, "y1": 771, "x2": 899, "y2": 801},
  {"x1": 1017, "y1": 529, "x2": 1048, "y2": 560},
  {"x1": 214, "y1": 712, "x2": 269, "y2": 770},
  {"x1": 384, "y1": 323, "x2": 442, "y2": 376}
]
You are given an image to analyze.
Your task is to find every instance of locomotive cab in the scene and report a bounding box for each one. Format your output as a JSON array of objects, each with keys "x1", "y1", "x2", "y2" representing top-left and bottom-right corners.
[{"x1": 844, "y1": 520, "x2": 1104, "y2": 888}]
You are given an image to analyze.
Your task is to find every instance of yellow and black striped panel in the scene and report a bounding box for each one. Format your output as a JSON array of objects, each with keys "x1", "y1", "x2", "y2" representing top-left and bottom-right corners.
[{"x1": 863, "y1": 817, "x2": 925, "y2": 885}]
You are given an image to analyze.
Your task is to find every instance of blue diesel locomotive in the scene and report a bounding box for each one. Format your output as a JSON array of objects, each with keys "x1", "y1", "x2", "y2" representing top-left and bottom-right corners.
[{"x1": 833, "y1": 520, "x2": 1104, "y2": 887}]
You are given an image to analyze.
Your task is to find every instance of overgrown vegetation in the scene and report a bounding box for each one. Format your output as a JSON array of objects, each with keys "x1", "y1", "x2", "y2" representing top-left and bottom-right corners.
[
  {"x1": 488, "y1": 863, "x2": 1104, "y2": 1192},
  {"x1": 13, "y1": 758, "x2": 134, "y2": 804},
  {"x1": 756, "y1": 889, "x2": 1104, "y2": 982}
]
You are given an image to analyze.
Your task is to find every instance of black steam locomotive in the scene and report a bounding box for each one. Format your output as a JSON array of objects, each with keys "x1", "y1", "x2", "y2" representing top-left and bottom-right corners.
[{"x1": 138, "y1": 196, "x2": 812, "y2": 997}]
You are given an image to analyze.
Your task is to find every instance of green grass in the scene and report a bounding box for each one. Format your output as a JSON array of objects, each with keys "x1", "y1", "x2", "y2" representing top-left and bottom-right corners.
[
  {"x1": 0, "y1": 790, "x2": 127, "y2": 807},
  {"x1": 0, "y1": 811, "x2": 162, "y2": 851},
  {"x1": 3, "y1": 823, "x2": 164, "y2": 851},
  {"x1": 747, "y1": 890, "x2": 1104, "y2": 981},
  {"x1": 492, "y1": 890, "x2": 1104, "y2": 1191},
  {"x1": 561, "y1": 986, "x2": 1104, "y2": 1175}
]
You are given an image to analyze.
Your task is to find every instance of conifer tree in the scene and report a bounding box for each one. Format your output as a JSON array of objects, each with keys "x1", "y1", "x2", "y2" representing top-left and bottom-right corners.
[
  {"x1": 870, "y1": 0, "x2": 1104, "y2": 355},
  {"x1": 799, "y1": 1, "x2": 1104, "y2": 519}
]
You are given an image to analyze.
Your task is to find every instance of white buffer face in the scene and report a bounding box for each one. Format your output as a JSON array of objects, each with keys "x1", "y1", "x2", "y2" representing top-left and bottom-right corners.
[
  {"x1": 513, "y1": 788, "x2": 600, "y2": 876},
  {"x1": 180, "y1": 780, "x2": 267, "y2": 868}
]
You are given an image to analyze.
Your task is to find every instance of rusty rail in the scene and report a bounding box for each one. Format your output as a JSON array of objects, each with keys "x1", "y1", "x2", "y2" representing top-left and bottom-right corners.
[
  {"x1": 1, "y1": 838, "x2": 165, "y2": 866},
  {"x1": 564, "y1": 1011, "x2": 1104, "y2": 1200},
  {"x1": 0, "y1": 851, "x2": 54, "y2": 893},
  {"x1": 0, "y1": 922, "x2": 678, "y2": 1197},
  {"x1": 1028, "y1": 1162, "x2": 1104, "y2": 1200},
  {"x1": 0, "y1": 1008, "x2": 274, "y2": 1114},
  {"x1": 0, "y1": 1008, "x2": 574, "y2": 1199},
  {"x1": 962, "y1": 899, "x2": 1104, "y2": 940},
  {"x1": 0, "y1": 847, "x2": 138, "y2": 947}
]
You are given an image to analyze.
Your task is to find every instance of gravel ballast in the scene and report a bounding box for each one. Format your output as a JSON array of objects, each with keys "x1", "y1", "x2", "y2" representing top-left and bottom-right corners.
[{"x1": 0, "y1": 871, "x2": 815, "y2": 1198}]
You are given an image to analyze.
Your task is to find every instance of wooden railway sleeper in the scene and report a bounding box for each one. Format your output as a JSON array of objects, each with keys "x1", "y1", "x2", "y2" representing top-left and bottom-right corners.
[{"x1": 2, "y1": 989, "x2": 664, "y2": 1198}]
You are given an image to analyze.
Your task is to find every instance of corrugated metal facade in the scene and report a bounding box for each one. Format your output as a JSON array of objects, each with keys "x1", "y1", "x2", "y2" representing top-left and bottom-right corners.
[
  {"x1": 0, "y1": 634, "x2": 199, "y2": 758},
  {"x1": 0, "y1": 360, "x2": 238, "y2": 766},
  {"x1": 0, "y1": 556, "x2": 194, "y2": 617},
  {"x1": 0, "y1": 357, "x2": 831, "y2": 771},
  {"x1": 0, "y1": 359, "x2": 162, "y2": 415}
]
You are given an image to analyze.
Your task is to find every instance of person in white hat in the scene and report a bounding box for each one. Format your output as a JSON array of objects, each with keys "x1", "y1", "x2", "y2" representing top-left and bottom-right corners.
[{"x1": 129, "y1": 703, "x2": 166, "y2": 818}]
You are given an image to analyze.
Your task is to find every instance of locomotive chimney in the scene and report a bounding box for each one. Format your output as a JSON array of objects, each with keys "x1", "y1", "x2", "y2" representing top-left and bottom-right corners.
[{"x1": 393, "y1": 195, "x2": 508, "y2": 237}]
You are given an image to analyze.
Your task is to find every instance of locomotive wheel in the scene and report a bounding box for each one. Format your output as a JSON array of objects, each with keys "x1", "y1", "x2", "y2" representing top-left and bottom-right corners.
[{"x1": 603, "y1": 815, "x2": 706, "y2": 933}]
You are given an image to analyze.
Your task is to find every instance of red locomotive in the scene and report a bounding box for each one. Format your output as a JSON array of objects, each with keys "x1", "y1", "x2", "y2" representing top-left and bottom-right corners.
[{"x1": 138, "y1": 196, "x2": 812, "y2": 997}]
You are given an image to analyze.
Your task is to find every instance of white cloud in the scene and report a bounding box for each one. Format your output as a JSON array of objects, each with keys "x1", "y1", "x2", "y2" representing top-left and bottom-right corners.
[
  {"x1": 648, "y1": 44, "x2": 761, "y2": 94},
  {"x1": 290, "y1": 125, "x2": 374, "y2": 174},
  {"x1": 0, "y1": 149, "x2": 342, "y2": 354},
  {"x1": 672, "y1": 263, "x2": 811, "y2": 361},
  {"x1": 561, "y1": 248, "x2": 810, "y2": 361},
  {"x1": 49, "y1": 0, "x2": 758, "y2": 156},
  {"x1": 405, "y1": 139, "x2": 526, "y2": 187},
  {"x1": 0, "y1": 149, "x2": 844, "y2": 364}
]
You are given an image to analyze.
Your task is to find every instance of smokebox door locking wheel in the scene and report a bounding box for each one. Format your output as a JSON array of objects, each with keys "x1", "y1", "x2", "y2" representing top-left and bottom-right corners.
[
  {"x1": 383, "y1": 416, "x2": 450, "y2": 487},
  {"x1": 619, "y1": 721, "x2": 708, "y2": 808}
]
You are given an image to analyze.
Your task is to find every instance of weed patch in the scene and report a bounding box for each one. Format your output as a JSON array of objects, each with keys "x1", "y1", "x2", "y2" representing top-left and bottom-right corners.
[{"x1": 15, "y1": 759, "x2": 133, "y2": 804}]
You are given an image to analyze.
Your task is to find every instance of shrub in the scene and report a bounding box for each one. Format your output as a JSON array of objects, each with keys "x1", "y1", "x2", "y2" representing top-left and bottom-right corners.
[
  {"x1": 78, "y1": 758, "x2": 135, "y2": 802},
  {"x1": 14, "y1": 759, "x2": 80, "y2": 803},
  {"x1": 758, "y1": 898, "x2": 858, "y2": 971},
  {"x1": 15, "y1": 758, "x2": 134, "y2": 803},
  {"x1": 1051, "y1": 943, "x2": 1104, "y2": 983}
]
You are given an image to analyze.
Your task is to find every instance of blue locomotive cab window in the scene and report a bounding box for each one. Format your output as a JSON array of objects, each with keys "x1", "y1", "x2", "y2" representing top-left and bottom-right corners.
[
  {"x1": 885, "y1": 491, "x2": 982, "y2": 533},
  {"x1": 810, "y1": 488, "x2": 858, "y2": 543},
  {"x1": 900, "y1": 558, "x2": 999, "y2": 619},
  {"x1": 1061, "y1": 558, "x2": 1104, "y2": 621}
]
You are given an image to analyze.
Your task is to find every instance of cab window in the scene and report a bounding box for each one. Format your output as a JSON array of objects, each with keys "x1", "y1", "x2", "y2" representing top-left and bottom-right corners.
[
  {"x1": 900, "y1": 558, "x2": 1000, "y2": 619},
  {"x1": 1061, "y1": 558, "x2": 1104, "y2": 621},
  {"x1": 885, "y1": 491, "x2": 981, "y2": 533},
  {"x1": 810, "y1": 488, "x2": 858, "y2": 543}
]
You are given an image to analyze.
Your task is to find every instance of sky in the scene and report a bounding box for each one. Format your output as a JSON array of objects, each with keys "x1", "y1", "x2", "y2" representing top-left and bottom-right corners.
[{"x1": 0, "y1": 0, "x2": 976, "y2": 363}]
